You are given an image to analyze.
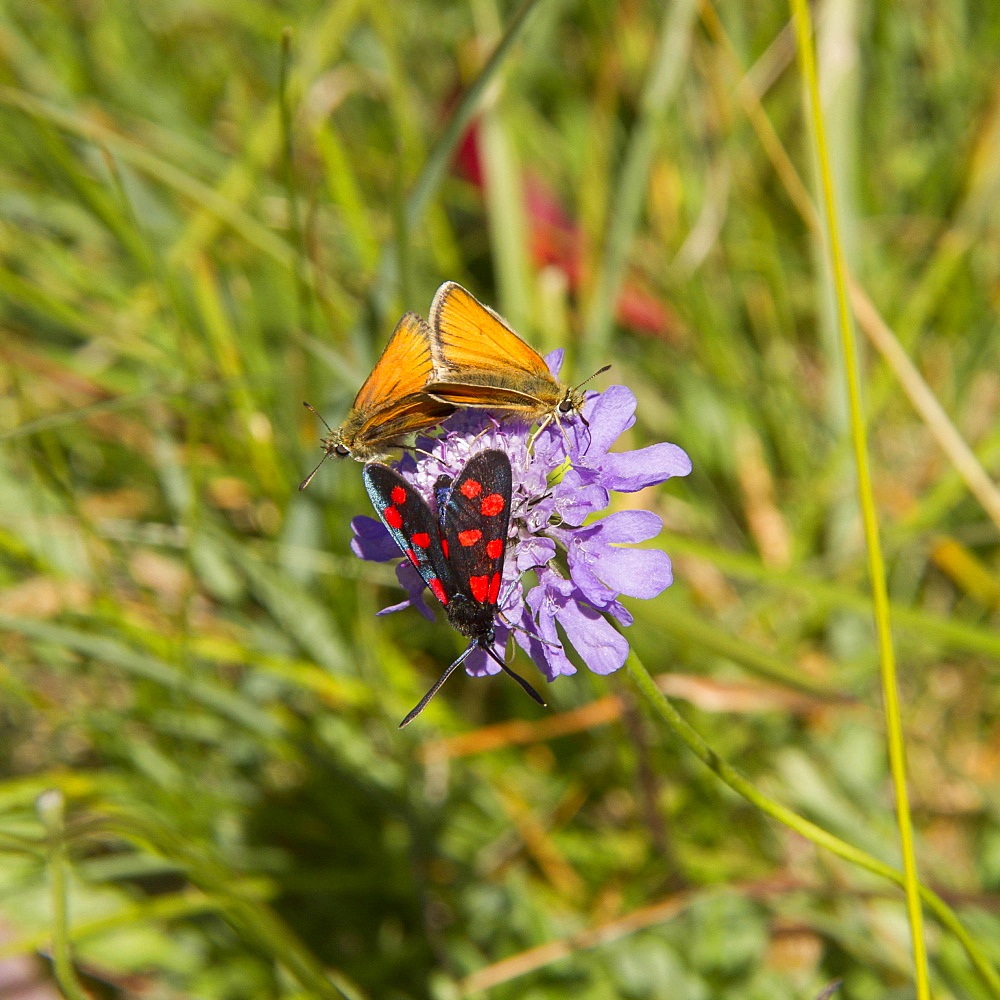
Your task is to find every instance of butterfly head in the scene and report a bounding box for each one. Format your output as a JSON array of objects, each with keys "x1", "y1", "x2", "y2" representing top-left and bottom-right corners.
[
  {"x1": 321, "y1": 427, "x2": 354, "y2": 460},
  {"x1": 559, "y1": 386, "x2": 587, "y2": 416},
  {"x1": 299, "y1": 406, "x2": 370, "y2": 489}
]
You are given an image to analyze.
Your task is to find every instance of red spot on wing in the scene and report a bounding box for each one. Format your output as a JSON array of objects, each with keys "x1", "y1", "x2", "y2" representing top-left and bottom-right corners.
[
  {"x1": 384, "y1": 506, "x2": 402, "y2": 529},
  {"x1": 440, "y1": 537, "x2": 450, "y2": 559},
  {"x1": 469, "y1": 575, "x2": 489, "y2": 602},
  {"x1": 391, "y1": 485, "x2": 406, "y2": 504},
  {"x1": 428, "y1": 578, "x2": 448, "y2": 605},
  {"x1": 458, "y1": 529, "x2": 482, "y2": 547},
  {"x1": 486, "y1": 538, "x2": 503, "y2": 559},
  {"x1": 461, "y1": 479, "x2": 482, "y2": 498},
  {"x1": 406, "y1": 549, "x2": 419, "y2": 567},
  {"x1": 488, "y1": 572, "x2": 501, "y2": 604},
  {"x1": 480, "y1": 494, "x2": 505, "y2": 516},
  {"x1": 411, "y1": 532, "x2": 430, "y2": 548}
]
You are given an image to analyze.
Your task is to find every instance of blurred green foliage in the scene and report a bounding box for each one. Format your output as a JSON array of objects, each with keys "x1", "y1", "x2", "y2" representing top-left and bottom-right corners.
[{"x1": 1, "y1": 0, "x2": 999, "y2": 998}]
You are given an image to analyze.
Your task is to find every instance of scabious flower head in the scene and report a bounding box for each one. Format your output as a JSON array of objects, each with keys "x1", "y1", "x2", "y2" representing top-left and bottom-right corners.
[{"x1": 350, "y1": 352, "x2": 692, "y2": 681}]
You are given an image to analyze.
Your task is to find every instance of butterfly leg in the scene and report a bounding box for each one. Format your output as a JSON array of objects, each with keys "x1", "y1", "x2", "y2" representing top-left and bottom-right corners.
[
  {"x1": 484, "y1": 647, "x2": 547, "y2": 707},
  {"x1": 466, "y1": 412, "x2": 507, "y2": 449},
  {"x1": 553, "y1": 412, "x2": 577, "y2": 456},
  {"x1": 398, "y1": 644, "x2": 476, "y2": 728},
  {"x1": 526, "y1": 413, "x2": 554, "y2": 453},
  {"x1": 496, "y1": 608, "x2": 562, "y2": 650}
]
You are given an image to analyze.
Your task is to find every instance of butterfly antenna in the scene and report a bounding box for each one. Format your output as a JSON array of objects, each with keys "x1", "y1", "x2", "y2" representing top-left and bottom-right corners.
[
  {"x1": 571, "y1": 364, "x2": 611, "y2": 393},
  {"x1": 302, "y1": 400, "x2": 334, "y2": 434},
  {"x1": 496, "y1": 609, "x2": 561, "y2": 650},
  {"x1": 298, "y1": 451, "x2": 331, "y2": 491},
  {"x1": 485, "y1": 646, "x2": 547, "y2": 707},
  {"x1": 299, "y1": 402, "x2": 336, "y2": 490},
  {"x1": 398, "y1": 644, "x2": 475, "y2": 728}
]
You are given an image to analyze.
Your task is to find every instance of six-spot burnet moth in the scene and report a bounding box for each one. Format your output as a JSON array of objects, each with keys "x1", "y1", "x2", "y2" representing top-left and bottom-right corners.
[{"x1": 363, "y1": 449, "x2": 548, "y2": 727}]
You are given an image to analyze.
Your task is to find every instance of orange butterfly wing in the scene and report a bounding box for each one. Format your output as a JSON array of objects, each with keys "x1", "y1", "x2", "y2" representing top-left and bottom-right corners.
[
  {"x1": 427, "y1": 283, "x2": 562, "y2": 413},
  {"x1": 336, "y1": 312, "x2": 453, "y2": 459},
  {"x1": 353, "y1": 311, "x2": 437, "y2": 412}
]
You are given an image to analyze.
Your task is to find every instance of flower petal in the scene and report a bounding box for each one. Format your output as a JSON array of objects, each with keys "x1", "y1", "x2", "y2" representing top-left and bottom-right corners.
[
  {"x1": 515, "y1": 533, "x2": 556, "y2": 574},
  {"x1": 580, "y1": 385, "x2": 637, "y2": 456},
  {"x1": 544, "y1": 349, "x2": 565, "y2": 377},
  {"x1": 525, "y1": 578, "x2": 578, "y2": 679},
  {"x1": 600, "y1": 442, "x2": 693, "y2": 492},
  {"x1": 562, "y1": 547, "x2": 618, "y2": 608},
  {"x1": 556, "y1": 599, "x2": 628, "y2": 674},
  {"x1": 584, "y1": 509, "x2": 664, "y2": 545},
  {"x1": 552, "y1": 468, "x2": 609, "y2": 523},
  {"x1": 375, "y1": 562, "x2": 436, "y2": 621},
  {"x1": 464, "y1": 635, "x2": 505, "y2": 677},
  {"x1": 605, "y1": 599, "x2": 634, "y2": 627},
  {"x1": 350, "y1": 515, "x2": 399, "y2": 562},
  {"x1": 591, "y1": 546, "x2": 673, "y2": 599}
]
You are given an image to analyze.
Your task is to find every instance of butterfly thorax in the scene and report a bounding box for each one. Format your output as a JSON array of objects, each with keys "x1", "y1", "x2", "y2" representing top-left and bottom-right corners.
[{"x1": 445, "y1": 594, "x2": 496, "y2": 646}]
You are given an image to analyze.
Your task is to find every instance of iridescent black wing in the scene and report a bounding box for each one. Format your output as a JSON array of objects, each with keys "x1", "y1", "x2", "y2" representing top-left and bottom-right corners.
[
  {"x1": 365, "y1": 452, "x2": 542, "y2": 729},
  {"x1": 362, "y1": 463, "x2": 458, "y2": 608},
  {"x1": 440, "y1": 449, "x2": 512, "y2": 609}
]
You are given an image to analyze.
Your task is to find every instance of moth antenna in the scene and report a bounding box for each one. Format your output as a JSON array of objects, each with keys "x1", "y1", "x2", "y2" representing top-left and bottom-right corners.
[
  {"x1": 496, "y1": 609, "x2": 561, "y2": 650},
  {"x1": 485, "y1": 647, "x2": 547, "y2": 707},
  {"x1": 298, "y1": 451, "x2": 332, "y2": 491},
  {"x1": 302, "y1": 400, "x2": 334, "y2": 435},
  {"x1": 398, "y1": 644, "x2": 475, "y2": 728},
  {"x1": 570, "y1": 364, "x2": 611, "y2": 393}
]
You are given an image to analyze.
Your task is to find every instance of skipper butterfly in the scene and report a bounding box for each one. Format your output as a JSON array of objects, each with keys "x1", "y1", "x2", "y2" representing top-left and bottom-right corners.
[
  {"x1": 425, "y1": 282, "x2": 608, "y2": 440},
  {"x1": 300, "y1": 312, "x2": 455, "y2": 488}
]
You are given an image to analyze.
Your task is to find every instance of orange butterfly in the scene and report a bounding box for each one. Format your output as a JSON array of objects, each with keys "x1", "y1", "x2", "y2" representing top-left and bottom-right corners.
[
  {"x1": 425, "y1": 282, "x2": 608, "y2": 441},
  {"x1": 299, "y1": 312, "x2": 454, "y2": 489}
]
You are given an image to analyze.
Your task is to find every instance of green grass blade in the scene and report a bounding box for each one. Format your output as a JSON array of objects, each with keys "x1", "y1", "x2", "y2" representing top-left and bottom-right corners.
[
  {"x1": 580, "y1": 0, "x2": 698, "y2": 373},
  {"x1": 363, "y1": 0, "x2": 544, "y2": 322},
  {"x1": 660, "y1": 533, "x2": 1000, "y2": 662},
  {"x1": 0, "y1": 615, "x2": 284, "y2": 737},
  {"x1": 37, "y1": 790, "x2": 92, "y2": 1000},
  {"x1": 789, "y1": 1, "x2": 930, "y2": 994}
]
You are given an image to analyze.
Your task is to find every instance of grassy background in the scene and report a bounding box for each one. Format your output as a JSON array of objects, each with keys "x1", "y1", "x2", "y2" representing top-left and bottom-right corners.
[{"x1": 2, "y1": 0, "x2": 1000, "y2": 997}]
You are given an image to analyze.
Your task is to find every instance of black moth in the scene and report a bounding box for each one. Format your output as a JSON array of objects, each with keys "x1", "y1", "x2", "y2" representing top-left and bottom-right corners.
[{"x1": 363, "y1": 449, "x2": 546, "y2": 727}]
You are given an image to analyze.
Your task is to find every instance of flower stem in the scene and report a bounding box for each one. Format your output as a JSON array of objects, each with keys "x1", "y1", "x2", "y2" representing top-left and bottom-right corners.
[
  {"x1": 787, "y1": 2, "x2": 930, "y2": 997},
  {"x1": 625, "y1": 652, "x2": 1000, "y2": 997}
]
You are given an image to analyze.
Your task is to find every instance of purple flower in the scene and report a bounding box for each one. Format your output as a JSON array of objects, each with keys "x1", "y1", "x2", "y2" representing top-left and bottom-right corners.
[{"x1": 350, "y1": 352, "x2": 691, "y2": 682}]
